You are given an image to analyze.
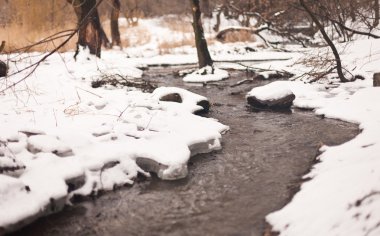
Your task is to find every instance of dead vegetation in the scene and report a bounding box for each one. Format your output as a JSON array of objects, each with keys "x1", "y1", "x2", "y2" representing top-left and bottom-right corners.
[
  {"x1": 91, "y1": 74, "x2": 157, "y2": 92},
  {"x1": 158, "y1": 36, "x2": 195, "y2": 54},
  {"x1": 0, "y1": 0, "x2": 77, "y2": 53},
  {"x1": 161, "y1": 15, "x2": 193, "y2": 33},
  {"x1": 219, "y1": 29, "x2": 256, "y2": 43}
]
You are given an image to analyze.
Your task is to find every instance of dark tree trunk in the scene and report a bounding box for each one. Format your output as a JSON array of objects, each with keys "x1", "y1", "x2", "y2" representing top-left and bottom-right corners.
[
  {"x1": 110, "y1": 0, "x2": 121, "y2": 46},
  {"x1": 190, "y1": 0, "x2": 213, "y2": 68},
  {"x1": 300, "y1": 0, "x2": 349, "y2": 82},
  {"x1": 67, "y1": 0, "x2": 103, "y2": 58},
  {"x1": 100, "y1": 27, "x2": 111, "y2": 48},
  {"x1": 374, "y1": 0, "x2": 379, "y2": 28},
  {"x1": 0, "y1": 41, "x2": 7, "y2": 77}
]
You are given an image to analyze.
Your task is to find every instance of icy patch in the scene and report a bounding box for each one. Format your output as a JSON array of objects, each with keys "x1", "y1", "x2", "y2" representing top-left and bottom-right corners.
[{"x1": 183, "y1": 66, "x2": 229, "y2": 83}]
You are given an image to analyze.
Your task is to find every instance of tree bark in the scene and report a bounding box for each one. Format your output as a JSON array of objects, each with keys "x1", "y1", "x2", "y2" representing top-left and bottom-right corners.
[
  {"x1": 67, "y1": 0, "x2": 103, "y2": 58},
  {"x1": 202, "y1": 0, "x2": 212, "y2": 18},
  {"x1": 0, "y1": 41, "x2": 7, "y2": 77},
  {"x1": 300, "y1": 0, "x2": 349, "y2": 82},
  {"x1": 190, "y1": 0, "x2": 213, "y2": 68},
  {"x1": 110, "y1": 0, "x2": 121, "y2": 46},
  {"x1": 374, "y1": 0, "x2": 379, "y2": 27}
]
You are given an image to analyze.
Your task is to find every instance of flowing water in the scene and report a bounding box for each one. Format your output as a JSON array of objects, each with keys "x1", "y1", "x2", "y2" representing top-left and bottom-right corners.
[{"x1": 14, "y1": 68, "x2": 359, "y2": 236}]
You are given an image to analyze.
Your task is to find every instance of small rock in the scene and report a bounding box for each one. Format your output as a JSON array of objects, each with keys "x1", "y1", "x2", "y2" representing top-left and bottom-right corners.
[
  {"x1": 136, "y1": 157, "x2": 187, "y2": 180},
  {"x1": 247, "y1": 82, "x2": 296, "y2": 109},
  {"x1": 27, "y1": 135, "x2": 73, "y2": 157},
  {"x1": 159, "y1": 93, "x2": 183, "y2": 103},
  {"x1": 373, "y1": 73, "x2": 380, "y2": 87},
  {"x1": 247, "y1": 93, "x2": 295, "y2": 109},
  {"x1": 195, "y1": 100, "x2": 210, "y2": 114},
  {"x1": 0, "y1": 61, "x2": 7, "y2": 77}
]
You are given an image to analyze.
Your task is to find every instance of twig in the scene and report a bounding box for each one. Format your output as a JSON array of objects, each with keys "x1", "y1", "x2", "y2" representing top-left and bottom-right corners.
[{"x1": 75, "y1": 86, "x2": 103, "y2": 98}]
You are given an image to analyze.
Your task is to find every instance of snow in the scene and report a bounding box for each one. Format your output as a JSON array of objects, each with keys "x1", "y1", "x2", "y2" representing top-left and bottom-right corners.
[
  {"x1": 246, "y1": 81, "x2": 293, "y2": 101},
  {"x1": 252, "y1": 39, "x2": 380, "y2": 236},
  {"x1": 1, "y1": 13, "x2": 380, "y2": 236},
  {"x1": 0, "y1": 49, "x2": 228, "y2": 233},
  {"x1": 152, "y1": 87, "x2": 209, "y2": 113},
  {"x1": 183, "y1": 66, "x2": 229, "y2": 83}
]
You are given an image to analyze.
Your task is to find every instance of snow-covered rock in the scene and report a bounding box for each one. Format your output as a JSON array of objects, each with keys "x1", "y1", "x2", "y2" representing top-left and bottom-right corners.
[
  {"x1": 183, "y1": 66, "x2": 229, "y2": 83},
  {"x1": 152, "y1": 87, "x2": 210, "y2": 113},
  {"x1": 246, "y1": 81, "x2": 295, "y2": 109}
]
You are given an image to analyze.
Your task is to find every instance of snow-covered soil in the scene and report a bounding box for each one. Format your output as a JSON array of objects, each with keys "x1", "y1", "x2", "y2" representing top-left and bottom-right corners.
[
  {"x1": 251, "y1": 39, "x2": 380, "y2": 236},
  {"x1": 0, "y1": 50, "x2": 228, "y2": 233}
]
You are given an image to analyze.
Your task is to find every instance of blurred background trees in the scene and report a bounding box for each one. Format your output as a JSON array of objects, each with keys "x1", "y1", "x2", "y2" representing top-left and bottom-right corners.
[{"x1": 0, "y1": 0, "x2": 379, "y2": 53}]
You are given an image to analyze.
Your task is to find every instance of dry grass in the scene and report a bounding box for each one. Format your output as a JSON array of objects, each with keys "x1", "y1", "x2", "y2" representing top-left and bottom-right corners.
[
  {"x1": 223, "y1": 30, "x2": 256, "y2": 43},
  {"x1": 122, "y1": 26, "x2": 151, "y2": 47},
  {"x1": 158, "y1": 36, "x2": 195, "y2": 55},
  {"x1": 0, "y1": 24, "x2": 78, "y2": 53},
  {"x1": 161, "y1": 16, "x2": 193, "y2": 33},
  {"x1": 0, "y1": 0, "x2": 77, "y2": 53}
]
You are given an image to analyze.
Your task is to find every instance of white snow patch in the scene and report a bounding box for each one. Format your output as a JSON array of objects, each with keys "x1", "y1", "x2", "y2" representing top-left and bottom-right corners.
[
  {"x1": 183, "y1": 66, "x2": 229, "y2": 83},
  {"x1": 246, "y1": 81, "x2": 294, "y2": 101},
  {"x1": 0, "y1": 49, "x2": 228, "y2": 233},
  {"x1": 264, "y1": 38, "x2": 380, "y2": 236}
]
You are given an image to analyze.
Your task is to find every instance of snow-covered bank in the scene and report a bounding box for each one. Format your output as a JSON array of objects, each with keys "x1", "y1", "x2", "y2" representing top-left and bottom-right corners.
[
  {"x1": 0, "y1": 51, "x2": 228, "y2": 233},
  {"x1": 262, "y1": 39, "x2": 380, "y2": 236}
]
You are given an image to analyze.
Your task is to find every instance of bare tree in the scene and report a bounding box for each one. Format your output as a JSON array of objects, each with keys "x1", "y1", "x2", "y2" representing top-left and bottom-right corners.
[
  {"x1": 299, "y1": 0, "x2": 349, "y2": 82},
  {"x1": 67, "y1": 0, "x2": 103, "y2": 58},
  {"x1": 110, "y1": 0, "x2": 121, "y2": 46},
  {"x1": 190, "y1": 0, "x2": 213, "y2": 68}
]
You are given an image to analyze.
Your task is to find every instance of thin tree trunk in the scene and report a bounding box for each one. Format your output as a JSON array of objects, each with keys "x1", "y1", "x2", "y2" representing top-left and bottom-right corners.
[
  {"x1": 67, "y1": 0, "x2": 103, "y2": 58},
  {"x1": 100, "y1": 27, "x2": 111, "y2": 48},
  {"x1": 300, "y1": 0, "x2": 349, "y2": 82},
  {"x1": 374, "y1": 0, "x2": 379, "y2": 27},
  {"x1": 202, "y1": 0, "x2": 212, "y2": 18},
  {"x1": 190, "y1": 0, "x2": 213, "y2": 68},
  {"x1": 110, "y1": 0, "x2": 121, "y2": 46}
]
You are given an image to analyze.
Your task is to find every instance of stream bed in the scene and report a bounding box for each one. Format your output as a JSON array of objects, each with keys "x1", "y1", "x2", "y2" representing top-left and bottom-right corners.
[{"x1": 13, "y1": 68, "x2": 359, "y2": 236}]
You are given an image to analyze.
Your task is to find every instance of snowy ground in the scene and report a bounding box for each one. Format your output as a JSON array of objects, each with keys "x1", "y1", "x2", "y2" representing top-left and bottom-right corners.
[
  {"x1": 0, "y1": 49, "x2": 230, "y2": 233},
  {"x1": 249, "y1": 39, "x2": 380, "y2": 236},
  {"x1": 267, "y1": 80, "x2": 380, "y2": 236},
  {"x1": 1, "y1": 14, "x2": 380, "y2": 235}
]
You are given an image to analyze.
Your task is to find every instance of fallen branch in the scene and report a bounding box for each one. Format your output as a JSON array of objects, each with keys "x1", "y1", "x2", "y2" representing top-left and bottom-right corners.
[
  {"x1": 230, "y1": 78, "x2": 256, "y2": 87},
  {"x1": 233, "y1": 62, "x2": 294, "y2": 77}
]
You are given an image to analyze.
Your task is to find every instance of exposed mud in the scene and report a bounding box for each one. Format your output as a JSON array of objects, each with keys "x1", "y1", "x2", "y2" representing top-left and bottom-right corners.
[{"x1": 13, "y1": 67, "x2": 359, "y2": 236}]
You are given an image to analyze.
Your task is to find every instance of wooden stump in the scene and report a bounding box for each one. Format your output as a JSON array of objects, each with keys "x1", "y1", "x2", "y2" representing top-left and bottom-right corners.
[{"x1": 373, "y1": 73, "x2": 380, "y2": 87}]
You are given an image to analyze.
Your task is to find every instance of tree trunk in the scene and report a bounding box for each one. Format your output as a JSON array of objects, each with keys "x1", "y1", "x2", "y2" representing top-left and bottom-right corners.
[
  {"x1": 190, "y1": 0, "x2": 213, "y2": 68},
  {"x1": 67, "y1": 0, "x2": 103, "y2": 58},
  {"x1": 300, "y1": 0, "x2": 349, "y2": 82},
  {"x1": 374, "y1": 0, "x2": 379, "y2": 28},
  {"x1": 110, "y1": 0, "x2": 121, "y2": 46},
  {"x1": 202, "y1": 0, "x2": 212, "y2": 18},
  {"x1": 0, "y1": 41, "x2": 7, "y2": 77}
]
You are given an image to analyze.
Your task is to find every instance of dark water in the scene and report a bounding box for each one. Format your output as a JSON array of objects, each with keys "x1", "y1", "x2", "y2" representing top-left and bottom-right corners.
[{"x1": 13, "y1": 68, "x2": 359, "y2": 236}]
